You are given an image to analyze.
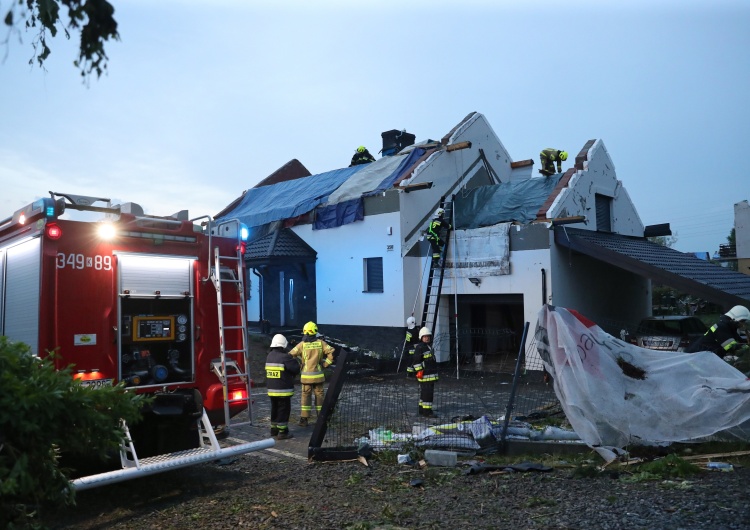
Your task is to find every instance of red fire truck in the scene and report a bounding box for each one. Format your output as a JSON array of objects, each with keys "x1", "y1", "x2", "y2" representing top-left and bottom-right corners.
[{"x1": 0, "y1": 192, "x2": 273, "y2": 489}]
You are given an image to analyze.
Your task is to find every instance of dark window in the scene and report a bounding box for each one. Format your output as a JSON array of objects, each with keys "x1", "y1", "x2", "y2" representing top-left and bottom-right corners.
[
  {"x1": 364, "y1": 257, "x2": 383, "y2": 293},
  {"x1": 595, "y1": 194, "x2": 612, "y2": 232}
]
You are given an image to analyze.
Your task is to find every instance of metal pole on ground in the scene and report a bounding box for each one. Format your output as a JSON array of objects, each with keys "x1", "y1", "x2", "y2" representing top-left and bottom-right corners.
[{"x1": 499, "y1": 321, "x2": 530, "y2": 450}]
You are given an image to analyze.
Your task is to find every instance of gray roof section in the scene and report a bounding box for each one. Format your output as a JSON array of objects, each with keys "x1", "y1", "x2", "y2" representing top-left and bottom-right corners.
[{"x1": 555, "y1": 227, "x2": 750, "y2": 308}]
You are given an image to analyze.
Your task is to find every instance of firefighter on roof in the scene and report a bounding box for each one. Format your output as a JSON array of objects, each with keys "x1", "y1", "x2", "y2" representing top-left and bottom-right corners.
[
  {"x1": 539, "y1": 148, "x2": 568, "y2": 176},
  {"x1": 403, "y1": 316, "x2": 420, "y2": 378},
  {"x1": 265, "y1": 334, "x2": 300, "y2": 440},
  {"x1": 350, "y1": 146, "x2": 376, "y2": 166},
  {"x1": 426, "y1": 207, "x2": 451, "y2": 262},
  {"x1": 413, "y1": 327, "x2": 439, "y2": 417},
  {"x1": 686, "y1": 305, "x2": 750, "y2": 358},
  {"x1": 289, "y1": 321, "x2": 335, "y2": 427}
]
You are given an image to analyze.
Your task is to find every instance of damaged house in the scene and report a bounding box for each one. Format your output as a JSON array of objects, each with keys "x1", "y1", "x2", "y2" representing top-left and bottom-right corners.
[{"x1": 217, "y1": 111, "x2": 750, "y2": 367}]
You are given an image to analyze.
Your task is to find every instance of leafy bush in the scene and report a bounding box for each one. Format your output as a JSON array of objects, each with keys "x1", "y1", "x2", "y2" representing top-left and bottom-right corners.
[{"x1": 0, "y1": 337, "x2": 148, "y2": 528}]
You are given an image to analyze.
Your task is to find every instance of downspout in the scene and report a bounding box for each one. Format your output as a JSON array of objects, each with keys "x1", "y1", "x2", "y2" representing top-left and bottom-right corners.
[{"x1": 541, "y1": 268, "x2": 547, "y2": 306}]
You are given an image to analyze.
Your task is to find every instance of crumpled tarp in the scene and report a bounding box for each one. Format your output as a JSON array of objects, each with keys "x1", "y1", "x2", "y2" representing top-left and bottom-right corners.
[
  {"x1": 454, "y1": 174, "x2": 563, "y2": 229},
  {"x1": 535, "y1": 305, "x2": 750, "y2": 462}
]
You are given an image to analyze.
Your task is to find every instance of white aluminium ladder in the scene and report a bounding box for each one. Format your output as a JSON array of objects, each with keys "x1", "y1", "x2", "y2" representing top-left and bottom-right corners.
[{"x1": 210, "y1": 219, "x2": 253, "y2": 430}]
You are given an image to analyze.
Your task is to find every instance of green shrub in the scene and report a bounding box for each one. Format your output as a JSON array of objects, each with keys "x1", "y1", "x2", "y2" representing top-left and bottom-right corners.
[{"x1": 0, "y1": 337, "x2": 148, "y2": 528}]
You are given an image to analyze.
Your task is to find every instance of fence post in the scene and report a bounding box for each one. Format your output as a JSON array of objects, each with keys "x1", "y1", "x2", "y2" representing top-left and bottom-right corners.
[{"x1": 499, "y1": 321, "x2": 530, "y2": 450}]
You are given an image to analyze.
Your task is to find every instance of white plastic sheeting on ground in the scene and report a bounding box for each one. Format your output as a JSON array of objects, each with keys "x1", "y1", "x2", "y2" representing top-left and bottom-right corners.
[
  {"x1": 535, "y1": 305, "x2": 750, "y2": 462},
  {"x1": 445, "y1": 224, "x2": 511, "y2": 277}
]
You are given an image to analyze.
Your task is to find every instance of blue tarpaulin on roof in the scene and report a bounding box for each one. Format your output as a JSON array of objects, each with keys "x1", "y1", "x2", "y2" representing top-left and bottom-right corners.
[
  {"x1": 313, "y1": 198, "x2": 364, "y2": 229},
  {"x1": 219, "y1": 166, "x2": 364, "y2": 228},
  {"x1": 454, "y1": 174, "x2": 563, "y2": 229}
]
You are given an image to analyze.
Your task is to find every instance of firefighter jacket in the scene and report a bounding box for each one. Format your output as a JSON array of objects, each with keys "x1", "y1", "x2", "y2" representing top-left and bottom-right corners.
[
  {"x1": 403, "y1": 325, "x2": 420, "y2": 356},
  {"x1": 427, "y1": 216, "x2": 451, "y2": 243},
  {"x1": 413, "y1": 341, "x2": 439, "y2": 383},
  {"x1": 685, "y1": 315, "x2": 743, "y2": 358},
  {"x1": 540, "y1": 148, "x2": 564, "y2": 173},
  {"x1": 403, "y1": 325, "x2": 420, "y2": 373},
  {"x1": 289, "y1": 336, "x2": 335, "y2": 384},
  {"x1": 350, "y1": 150, "x2": 376, "y2": 166},
  {"x1": 265, "y1": 347, "x2": 301, "y2": 397}
]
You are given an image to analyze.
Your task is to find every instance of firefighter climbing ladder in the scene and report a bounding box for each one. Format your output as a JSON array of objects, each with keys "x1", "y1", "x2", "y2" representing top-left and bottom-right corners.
[
  {"x1": 210, "y1": 218, "x2": 253, "y2": 430},
  {"x1": 420, "y1": 200, "x2": 454, "y2": 336}
]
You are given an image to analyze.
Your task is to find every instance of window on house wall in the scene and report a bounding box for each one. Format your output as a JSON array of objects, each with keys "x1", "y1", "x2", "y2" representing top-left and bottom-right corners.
[
  {"x1": 363, "y1": 257, "x2": 383, "y2": 293},
  {"x1": 595, "y1": 194, "x2": 613, "y2": 233}
]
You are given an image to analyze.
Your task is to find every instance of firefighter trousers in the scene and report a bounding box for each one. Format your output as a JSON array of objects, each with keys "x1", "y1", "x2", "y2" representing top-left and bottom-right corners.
[
  {"x1": 301, "y1": 382, "x2": 325, "y2": 418},
  {"x1": 419, "y1": 381, "x2": 435, "y2": 413},
  {"x1": 270, "y1": 396, "x2": 292, "y2": 431}
]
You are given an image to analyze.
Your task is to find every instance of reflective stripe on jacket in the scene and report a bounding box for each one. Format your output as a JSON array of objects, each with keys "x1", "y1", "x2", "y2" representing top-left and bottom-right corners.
[
  {"x1": 290, "y1": 337, "x2": 335, "y2": 384},
  {"x1": 265, "y1": 348, "x2": 300, "y2": 397},
  {"x1": 413, "y1": 342, "x2": 439, "y2": 383}
]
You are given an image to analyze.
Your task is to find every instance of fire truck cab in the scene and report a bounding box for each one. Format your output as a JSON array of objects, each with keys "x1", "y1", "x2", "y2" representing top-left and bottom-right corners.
[{"x1": 0, "y1": 192, "x2": 273, "y2": 489}]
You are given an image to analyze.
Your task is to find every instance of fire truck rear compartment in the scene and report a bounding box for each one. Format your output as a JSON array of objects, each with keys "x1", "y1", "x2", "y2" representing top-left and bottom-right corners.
[{"x1": 119, "y1": 297, "x2": 193, "y2": 387}]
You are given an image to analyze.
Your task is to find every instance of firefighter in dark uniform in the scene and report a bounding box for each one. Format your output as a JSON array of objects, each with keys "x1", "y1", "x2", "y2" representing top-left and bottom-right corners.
[
  {"x1": 413, "y1": 327, "x2": 439, "y2": 417},
  {"x1": 686, "y1": 305, "x2": 750, "y2": 358},
  {"x1": 539, "y1": 148, "x2": 568, "y2": 176},
  {"x1": 426, "y1": 208, "x2": 451, "y2": 262},
  {"x1": 350, "y1": 146, "x2": 376, "y2": 166},
  {"x1": 264, "y1": 334, "x2": 300, "y2": 440},
  {"x1": 403, "y1": 316, "x2": 420, "y2": 377}
]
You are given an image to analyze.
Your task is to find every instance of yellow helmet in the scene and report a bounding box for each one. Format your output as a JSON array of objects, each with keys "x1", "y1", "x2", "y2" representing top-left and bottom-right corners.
[
  {"x1": 559, "y1": 151, "x2": 568, "y2": 161},
  {"x1": 303, "y1": 321, "x2": 318, "y2": 335},
  {"x1": 357, "y1": 146, "x2": 367, "y2": 153}
]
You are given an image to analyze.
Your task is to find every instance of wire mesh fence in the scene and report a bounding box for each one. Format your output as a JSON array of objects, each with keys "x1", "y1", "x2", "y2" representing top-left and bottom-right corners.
[{"x1": 313, "y1": 325, "x2": 562, "y2": 456}]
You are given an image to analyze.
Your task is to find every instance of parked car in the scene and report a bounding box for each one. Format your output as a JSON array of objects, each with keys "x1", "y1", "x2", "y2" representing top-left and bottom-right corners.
[{"x1": 633, "y1": 315, "x2": 708, "y2": 352}]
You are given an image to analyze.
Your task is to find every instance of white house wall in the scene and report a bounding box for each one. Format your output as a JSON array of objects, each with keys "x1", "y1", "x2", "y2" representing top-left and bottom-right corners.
[
  {"x1": 548, "y1": 140, "x2": 644, "y2": 236},
  {"x1": 549, "y1": 240, "x2": 651, "y2": 331},
  {"x1": 735, "y1": 200, "x2": 750, "y2": 275},
  {"x1": 291, "y1": 211, "x2": 405, "y2": 327},
  {"x1": 400, "y1": 113, "x2": 514, "y2": 257},
  {"x1": 440, "y1": 246, "x2": 552, "y2": 333}
]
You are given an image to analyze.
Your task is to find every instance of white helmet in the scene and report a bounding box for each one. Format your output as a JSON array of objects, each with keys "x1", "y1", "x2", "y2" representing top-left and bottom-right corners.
[
  {"x1": 407, "y1": 316, "x2": 416, "y2": 327},
  {"x1": 725, "y1": 305, "x2": 750, "y2": 325},
  {"x1": 433, "y1": 208, "x2": 445, "y2": 219},
  {"x1": 270, "y1": 334, "x2": 288, "y2": 349},
  {"x1": 418, "y1": 327, "x2": 432, "y2": 339}
]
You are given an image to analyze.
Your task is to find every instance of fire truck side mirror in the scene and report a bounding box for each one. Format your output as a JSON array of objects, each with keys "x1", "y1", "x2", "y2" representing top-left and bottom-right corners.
[{"x1": 53, "y1": 197, "x2": 66, "y2": 218}]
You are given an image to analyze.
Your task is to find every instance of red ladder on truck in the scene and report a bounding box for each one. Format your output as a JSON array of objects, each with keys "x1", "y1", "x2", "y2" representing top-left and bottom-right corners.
[{"x1": 209, "y1": 218, "x2": 253, "y2": 430}]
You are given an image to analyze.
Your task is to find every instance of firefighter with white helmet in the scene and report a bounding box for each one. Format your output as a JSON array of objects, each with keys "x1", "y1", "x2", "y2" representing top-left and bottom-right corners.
[
  {"x1": 289, "y1": 321, "x2": 336, "y2": 426},
  {"x1": 402, "y1": 316, "x2": 420, "y2": 377},
  {"x1": 264, "y1": 334, "x2": 300, "y2": 439},
  {"x1": 412, "y1": 327, "x2": 439, "y2": 417},
  {"x1": 685, "y1": 305, "x2": 750, "y2": 358}
]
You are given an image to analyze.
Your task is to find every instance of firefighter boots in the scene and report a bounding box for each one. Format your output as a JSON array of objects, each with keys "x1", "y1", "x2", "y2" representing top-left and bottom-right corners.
[
  {"x1": 298, "y1": 417, "x2": 309, "y2": 427},
  {"x1": 276, "y1": 430, "x2": 294, "y2": 440},
  {"x1": 270, "y1": 427, "x2": 279, "y2": 437}
]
